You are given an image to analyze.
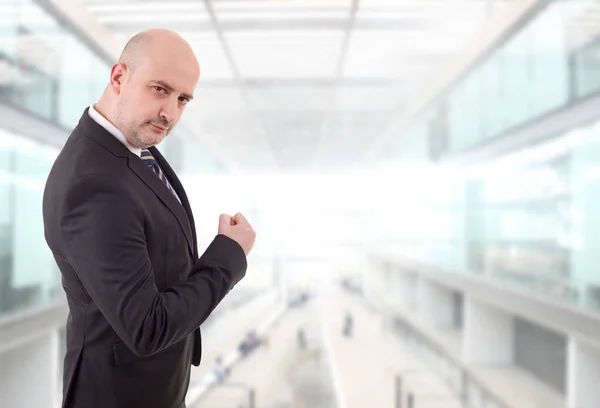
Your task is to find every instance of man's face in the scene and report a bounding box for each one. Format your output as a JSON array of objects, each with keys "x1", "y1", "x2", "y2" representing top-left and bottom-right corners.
[{"x1": 113, "y1": 52, "x2": 199, "y2": 148}]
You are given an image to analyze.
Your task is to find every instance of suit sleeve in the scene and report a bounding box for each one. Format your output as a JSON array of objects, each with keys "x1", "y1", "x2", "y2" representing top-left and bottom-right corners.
[{"x1": 59, "y1": 174, "x2": 246, "y2": 357}]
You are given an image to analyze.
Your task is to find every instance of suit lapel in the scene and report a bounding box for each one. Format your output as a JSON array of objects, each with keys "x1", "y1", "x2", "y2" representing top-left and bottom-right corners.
[
  {"x1": 127, "y1": 151, "x2": 195, "y2": 259},
  {"x1": 149, "y1": 147, "x2": 198, "y2": 259},
  {"x1": 79, "y1": 108, "x2": 197, "y2": 259}
]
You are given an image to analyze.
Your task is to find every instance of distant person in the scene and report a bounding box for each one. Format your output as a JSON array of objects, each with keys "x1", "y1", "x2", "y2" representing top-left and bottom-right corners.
[
  {"x1": 239, "y1": 330, "x2": 261, "y2": 356},
  {"x1": 343, "y1": 311, "x2": 354, "y2": 337},
  {"x1": 212, "y1": 356, "x2": 229, "y2": 383},
  {"x1": 297, "y1": 327, "x2": 307, "y2": 349},
  {"x1": 42, "y1": 29, "x2": 256, "y2": 408}
]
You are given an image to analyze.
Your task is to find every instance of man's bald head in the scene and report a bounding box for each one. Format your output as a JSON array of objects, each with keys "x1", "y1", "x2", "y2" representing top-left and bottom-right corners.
[
  {"x1": 118, "y1": 29, "x2": 200, "y2": 76},
  {"x1": 96, "y1": 29, "x2": 201, "y2": 149}
]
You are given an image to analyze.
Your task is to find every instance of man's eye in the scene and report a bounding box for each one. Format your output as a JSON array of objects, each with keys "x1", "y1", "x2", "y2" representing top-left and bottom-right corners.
[
  {"x1": 179, "y1": 97, "x2": 190, "y2": 104},
  {"x1": 154, "y1": 86, "x2": 166, "y2": 92}
]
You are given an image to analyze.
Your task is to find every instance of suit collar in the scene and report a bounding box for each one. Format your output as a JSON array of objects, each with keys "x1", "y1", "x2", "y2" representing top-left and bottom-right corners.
[
  {"x1": 88, "y1": 104, "x2": 142, "y2": 157},
  {"x1": 80, "y1": 107, "x2": 133, "y2": 159}
]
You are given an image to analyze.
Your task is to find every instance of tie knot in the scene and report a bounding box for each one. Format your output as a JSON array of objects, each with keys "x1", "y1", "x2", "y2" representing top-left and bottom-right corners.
[
  {"x1": 141, "y1": 149, "x2": 156, "y2": 164},
  {"x1": 140, "y1": 148, "x2": 179, "y2": 200},
  {"x1": 141, "y1": 148, "x2": 153, "y2": 159}
]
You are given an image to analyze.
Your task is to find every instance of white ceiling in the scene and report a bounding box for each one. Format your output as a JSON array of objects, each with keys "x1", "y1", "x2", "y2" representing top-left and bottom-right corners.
[{"x1": 82, "y1": 0, "x2": 513, "y2": 173}]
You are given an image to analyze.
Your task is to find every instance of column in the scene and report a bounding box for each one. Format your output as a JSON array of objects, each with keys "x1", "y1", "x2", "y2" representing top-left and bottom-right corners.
[
  {"x1": 417, "y1": 278, "x2": 454, "y2": 328},
  {"x1": 388, "y1": 269, "x2": 418, "y2": 311},
  {"x1": 567, "y1": 338, "x2": 600, "y2": 408},
  {"x1": 463, "y1": 296, "x2": 514, "y2": 364}
]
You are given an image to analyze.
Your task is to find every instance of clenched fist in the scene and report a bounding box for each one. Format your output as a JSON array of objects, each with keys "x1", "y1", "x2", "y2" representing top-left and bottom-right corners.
[{"x1": 218, "y1": 212, "x2": 256, "y2": 256}]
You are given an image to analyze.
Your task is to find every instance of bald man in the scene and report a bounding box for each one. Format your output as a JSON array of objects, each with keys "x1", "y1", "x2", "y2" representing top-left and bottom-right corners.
[{"x1": 42, "y1": 29, "x2": 255, "y2": 408}]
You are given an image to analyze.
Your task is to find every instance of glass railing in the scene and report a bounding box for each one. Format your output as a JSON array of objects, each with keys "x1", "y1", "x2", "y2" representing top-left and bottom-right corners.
[
  {"x1": 391, "y1": 314, "x2": 510, "y2": 408},
  {"x1": 354, "y1": 283, "x2": 510, "y2": 408}
]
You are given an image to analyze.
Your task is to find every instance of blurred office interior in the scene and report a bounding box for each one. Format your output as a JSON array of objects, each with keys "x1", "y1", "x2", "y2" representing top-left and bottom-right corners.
[{"x1": 2, "y1": 0, "x2": 600, "y2": 407}]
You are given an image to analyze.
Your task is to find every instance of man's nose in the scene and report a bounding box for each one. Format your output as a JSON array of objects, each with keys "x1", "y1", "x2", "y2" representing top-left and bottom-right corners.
[{"x1": 160, "y1": 98, "x2": 178, "y2": 124}]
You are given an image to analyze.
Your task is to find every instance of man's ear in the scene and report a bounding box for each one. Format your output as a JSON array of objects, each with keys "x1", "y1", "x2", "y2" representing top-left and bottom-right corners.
[{"x1": 109, "y1": 62, "x2": 127, "y2": 95}]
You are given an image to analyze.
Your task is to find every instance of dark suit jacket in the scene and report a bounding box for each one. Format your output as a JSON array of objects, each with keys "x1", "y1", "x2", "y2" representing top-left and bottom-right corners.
[{"x1": 42, "y1": 108, "x2": 246, "y2": 408}]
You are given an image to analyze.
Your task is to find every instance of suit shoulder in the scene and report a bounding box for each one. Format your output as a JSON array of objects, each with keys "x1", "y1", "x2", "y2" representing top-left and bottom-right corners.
[{"x1": 51, "y1": 129, "x2": 127, "y2": 182}]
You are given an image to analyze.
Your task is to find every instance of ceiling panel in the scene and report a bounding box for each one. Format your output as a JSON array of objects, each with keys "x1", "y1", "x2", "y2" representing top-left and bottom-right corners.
[
  {"x1": 212, "y1": 0, "x2": 353, "y2": 12},
  {"x1": 87, "y1": 1, "x2": 211, "y2": 32},
  {"x1": 87, "y1": 2, "x2": 207, "y2": 12},
  {"x1": 217, "y1": 10, "x2": 349, "y2": 22},
  {"x1": 342, "y1": 31, "x2": 429, "y2": 78},
  {"x1": 342, "y1": 23, "x2": 481, "y2": 78},
  {"x1": 225, "y1": 30, "x2": 344, "y2": 78},
  {"x1": 358, "y1": 0, "x2": 505, "y2": 11},
  {"x1": 333, "y1": 84, "x2": 407, "y2": 111},
  {"x1": 212, "y1": 0, "x2": 352, "y2": 31},
  {"x1": 244, "y1": 85, "x2": 333, "y2": 112}
]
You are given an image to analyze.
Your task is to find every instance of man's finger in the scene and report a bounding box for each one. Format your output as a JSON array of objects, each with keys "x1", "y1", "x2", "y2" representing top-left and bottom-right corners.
[
  {"x1": 232, "y1": 212, "x2": 248, "y2": 225},
  {"x1": 219, "y1": 214, "x2": 232, "y2": 226}
]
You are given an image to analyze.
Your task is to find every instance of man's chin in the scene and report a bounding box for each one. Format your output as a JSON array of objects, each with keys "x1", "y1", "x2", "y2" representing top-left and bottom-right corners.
[{"x1": 139, "y1": 131, "x2": 167, "y2": 147}]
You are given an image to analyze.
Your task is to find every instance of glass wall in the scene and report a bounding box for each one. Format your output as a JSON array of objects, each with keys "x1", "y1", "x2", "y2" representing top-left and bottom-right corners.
[
  {"x1": 466, "y1": 155, "x2": 573, "y2": 298},
  {"x1": 390, "y1": 118, "x2": 600, "y2": 313},
  {"x1": 0, "y1": 129, "x2": 61, "y2": 317},
  {"x1": 441, "y1": 0, "x2": 572, "y2": 153},
  {"x1": 460, "y1": 103, "x2": 600, "y2": 311},
  {"x1": 386, "y1": 0, "x2": 600, "y2": 158},
  {"x1": 0, "y1": 0, "x2": 111, "y2": 319},
  {"x1": 0, "y1": 0, "x2": 112, "y2": 130},
  {"x1": 370, "y1": 0, "x2": 600, "y2": 313}
]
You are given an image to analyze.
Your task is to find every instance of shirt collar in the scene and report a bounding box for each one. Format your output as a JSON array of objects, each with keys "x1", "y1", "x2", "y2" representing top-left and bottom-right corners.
[{"x1": 88, "y1": 104, "x2": 142, "y2": 157}]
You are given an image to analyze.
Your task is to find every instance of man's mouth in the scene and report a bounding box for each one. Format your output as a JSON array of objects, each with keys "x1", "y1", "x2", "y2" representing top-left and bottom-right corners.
[{"x1": 150, "y1": 123, "x2": 168, "y2": 132}]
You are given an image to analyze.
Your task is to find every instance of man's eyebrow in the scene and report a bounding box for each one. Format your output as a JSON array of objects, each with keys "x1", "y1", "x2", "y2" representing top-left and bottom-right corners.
[{"x1": 151, "y1": 80, "x2": 194, "y2": 100}]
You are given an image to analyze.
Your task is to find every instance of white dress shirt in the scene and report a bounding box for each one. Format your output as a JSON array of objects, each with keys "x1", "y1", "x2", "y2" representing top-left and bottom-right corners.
[{"x1": 88, "y1": 104, "x2": 142, "y2": 157}]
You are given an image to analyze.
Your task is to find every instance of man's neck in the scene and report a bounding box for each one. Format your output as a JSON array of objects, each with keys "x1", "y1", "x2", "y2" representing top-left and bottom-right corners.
[{"x1": 92, "y1": 102, "x2": 114, "y2": 126}]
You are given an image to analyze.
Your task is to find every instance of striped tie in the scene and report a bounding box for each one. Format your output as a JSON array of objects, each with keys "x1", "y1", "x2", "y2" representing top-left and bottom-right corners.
[{"x1": 140, "y1": 149, "x2": 176, "y2": 196}]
